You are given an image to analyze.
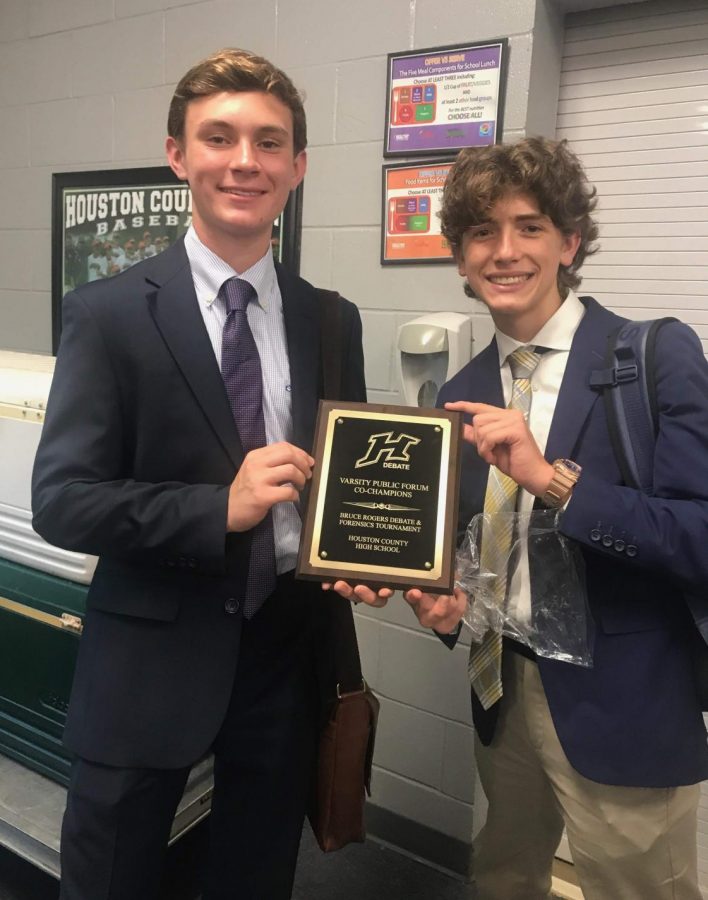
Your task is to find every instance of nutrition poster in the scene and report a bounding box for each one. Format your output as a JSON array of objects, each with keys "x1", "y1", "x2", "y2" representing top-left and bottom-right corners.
[
  {"x1": 381, "y1": 161, "x2": 453, "y2": 264},
  {"x1": 384, "y1": 40, "x2": 508, "y2": 157}
]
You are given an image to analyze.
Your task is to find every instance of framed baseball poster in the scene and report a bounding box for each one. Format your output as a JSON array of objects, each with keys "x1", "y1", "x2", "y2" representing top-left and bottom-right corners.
[{"x1": 51, "y1": 167, "x2": 303, "y2": 352}]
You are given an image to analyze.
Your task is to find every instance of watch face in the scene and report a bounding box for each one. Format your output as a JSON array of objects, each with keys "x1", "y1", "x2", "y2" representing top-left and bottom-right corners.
[{"x1": 558, "y1": 458, "x2": 582, "y2": 476}]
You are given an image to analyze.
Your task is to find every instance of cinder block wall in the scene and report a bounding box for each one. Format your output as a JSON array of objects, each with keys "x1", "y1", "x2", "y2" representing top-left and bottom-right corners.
[{"x1": 0, "y1": 0, "x2": 563, "y2": 872}]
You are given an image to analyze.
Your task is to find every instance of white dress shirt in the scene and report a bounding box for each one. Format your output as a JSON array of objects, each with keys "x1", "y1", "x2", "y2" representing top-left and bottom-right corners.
[
  {"x1": 184, "y1": 226, "x2": 300, "y2": 573},
  {"x1": 494, "y1": 291, "x2": 585, "y2": 622}
]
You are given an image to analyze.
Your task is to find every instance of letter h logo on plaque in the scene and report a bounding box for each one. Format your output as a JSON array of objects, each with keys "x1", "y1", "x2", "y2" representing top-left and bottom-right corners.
[{"x1": 297, "y1": 401, "x2": 462, "y2": 593}]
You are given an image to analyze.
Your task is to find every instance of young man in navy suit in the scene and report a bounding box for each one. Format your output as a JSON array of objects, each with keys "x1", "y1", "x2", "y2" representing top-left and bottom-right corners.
[
  {"x1": 32, "y1": 48, "x2": 365, "y2": 900},
  {"x1": 333, "y1": 138, "x2": 708, "y2": 898}
]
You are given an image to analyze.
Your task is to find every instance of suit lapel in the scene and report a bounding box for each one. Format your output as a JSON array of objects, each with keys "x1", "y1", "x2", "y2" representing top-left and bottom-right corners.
[
  {"x1": 145, "y1": 239, "x2": 244, "y2": 467},
  {"x1": 471, "y1": 339, "x2": 505, "y2": 409},
  {"x1": 278, "y1": 264, "x2": 320, "y2": 452},
  {"x1": 458, "y1": 340, "x2": 504, "y2": 522},
  {"x1": 545, "y1": 297, "x2": 622, "y2": 461}
]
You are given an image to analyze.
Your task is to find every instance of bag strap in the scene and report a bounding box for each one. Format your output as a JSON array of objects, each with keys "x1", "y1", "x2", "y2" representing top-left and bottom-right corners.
[
  {"x1": 316, "y1": 288, "x2": 343, "y2": 401},
  {"x1": 589, "y1": 316, "x2": 676, "y2": 492},
  {"x1": 330, "y1": 588, "x2": 366, "y2": 695},
  {"x1": 590, "y1": 313, "x2": 708, "y2": 699},
  {"x1": 315, "y1": 287, "x2": 364, "y2": 695}
]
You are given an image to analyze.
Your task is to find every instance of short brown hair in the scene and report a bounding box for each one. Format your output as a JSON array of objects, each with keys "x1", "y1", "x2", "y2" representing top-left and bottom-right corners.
[
  {"x1": 167, "y1": 48, "x2": 307, "y2": 155},
  {"x1": 440, "y1": 137, "x2": 599, "y2": 296}
]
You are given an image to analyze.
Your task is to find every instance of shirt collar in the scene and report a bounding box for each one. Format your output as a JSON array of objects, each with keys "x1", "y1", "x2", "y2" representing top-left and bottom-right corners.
[
  {"x1": 495, "y1": 291, "x2": 585, "y2": 365},
  {"x1": 184, "y1": 225, "x2": 279, "y2": 312}
]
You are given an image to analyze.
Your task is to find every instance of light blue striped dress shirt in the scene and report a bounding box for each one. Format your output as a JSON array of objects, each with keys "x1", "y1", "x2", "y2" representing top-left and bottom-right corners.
[{"x1": 184, "y1": 226, "x2": 301, "y2": 574}]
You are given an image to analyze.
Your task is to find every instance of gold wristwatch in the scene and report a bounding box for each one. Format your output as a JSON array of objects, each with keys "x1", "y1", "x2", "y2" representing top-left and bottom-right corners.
[{"x1": 542, "y1": 459, "x2": 582, "y2": 508}]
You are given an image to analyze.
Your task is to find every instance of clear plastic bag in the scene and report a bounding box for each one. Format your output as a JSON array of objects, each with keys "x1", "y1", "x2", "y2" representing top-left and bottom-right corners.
[{"x1": 455, "y1": 505, "x2": 592, "y2": 667}]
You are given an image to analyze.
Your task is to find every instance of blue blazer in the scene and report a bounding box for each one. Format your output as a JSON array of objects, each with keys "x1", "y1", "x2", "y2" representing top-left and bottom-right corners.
[
  {"x1": 32, "y1": 238, "x2": 366, "y2": 769},
  {"x1": 438, "y1": 297, "x2": 708, "y2": 788}
]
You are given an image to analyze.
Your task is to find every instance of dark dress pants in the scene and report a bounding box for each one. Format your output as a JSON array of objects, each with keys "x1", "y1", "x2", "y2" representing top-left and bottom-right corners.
[{"x1": 59, "y1": 574, "x2": 321, "y2": 900}]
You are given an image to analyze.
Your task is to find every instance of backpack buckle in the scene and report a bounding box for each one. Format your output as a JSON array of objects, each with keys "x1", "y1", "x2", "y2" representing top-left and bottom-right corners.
[
  {"x1": 614, "y1": 363, "x2": 638, "y2": 384},
  {"x1": 589, "y1": 363, "x2": 638, "y2": 389}
]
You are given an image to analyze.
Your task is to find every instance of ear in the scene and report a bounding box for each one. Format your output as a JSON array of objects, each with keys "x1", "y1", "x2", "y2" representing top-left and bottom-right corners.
[
  {"x1": 560, "y1": 230, "x2": 581, "y2": 267},
  {"x1": 291, "y1": 149, "x2": 307, "y2": 190},
  {"x1": 165, "y1": 136, "x2": 188, "y2": 182},
  {"x1": 455, "y1": 246, "x2": 468, "y2": 278}
]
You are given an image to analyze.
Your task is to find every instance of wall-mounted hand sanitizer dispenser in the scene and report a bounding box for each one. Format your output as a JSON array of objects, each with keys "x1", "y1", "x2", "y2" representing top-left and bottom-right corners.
[{"x1": 397, "y1": 312, "x2": 473, "y2": 407}]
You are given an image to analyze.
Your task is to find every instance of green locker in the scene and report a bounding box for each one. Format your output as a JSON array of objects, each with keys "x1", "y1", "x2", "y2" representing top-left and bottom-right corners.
[{"x1": 0, "y1": 557, "x2": 86, "y2": 786}]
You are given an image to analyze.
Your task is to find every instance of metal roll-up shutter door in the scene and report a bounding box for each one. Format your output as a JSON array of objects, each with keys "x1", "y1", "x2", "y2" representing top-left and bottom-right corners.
[
  {"x1": 557, "y1": 0, "x2": 708, "y2": 351},
  {"x1": 557, "y1": 2, "x2": 708, "y2": 896}
]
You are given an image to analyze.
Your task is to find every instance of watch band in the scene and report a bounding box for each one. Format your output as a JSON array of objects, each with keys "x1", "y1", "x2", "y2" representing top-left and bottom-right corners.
[{"x1": 542, "y1": 458, "x2": 582, "y2": 508}]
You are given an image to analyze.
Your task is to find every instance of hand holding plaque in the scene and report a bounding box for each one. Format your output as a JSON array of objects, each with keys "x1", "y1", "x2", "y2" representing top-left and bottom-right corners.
[{"x1": 297, "y1": 401, "x2": 462, "y2": 594}]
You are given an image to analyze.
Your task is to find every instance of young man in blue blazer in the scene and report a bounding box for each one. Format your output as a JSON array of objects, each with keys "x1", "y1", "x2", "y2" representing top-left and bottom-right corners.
[
  {"x1": 32, "y1": 48, "x2": 365, "y2": 900},
  {"x1": 334, "y1": 138, "x2": 708, "y2": 898}
]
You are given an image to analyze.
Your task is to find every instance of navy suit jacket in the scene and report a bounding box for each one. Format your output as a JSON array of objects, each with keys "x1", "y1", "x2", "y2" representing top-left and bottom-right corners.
[
  {"x1": 32, "y1": 238, "x2": 366, "y2": 768},
  {"x1": 438, "y1": 297, "x2": 708, "y2": 788}
]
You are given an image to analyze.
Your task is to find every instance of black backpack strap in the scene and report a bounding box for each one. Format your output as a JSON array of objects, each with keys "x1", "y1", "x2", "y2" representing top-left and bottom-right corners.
[
  {"x1": 590, "y1": 317, "x2": 676, "y2": 492},
  {"x1": 590, "y1": 315, "x2": 708, "y2": 706},
  {"x1": 643, "y1": 318, "x2": 674, "y2": 429}
]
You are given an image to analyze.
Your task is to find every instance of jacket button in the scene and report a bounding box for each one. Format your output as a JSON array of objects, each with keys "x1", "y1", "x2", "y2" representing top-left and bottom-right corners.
[
  {"x1": 188, "y1": 557, "x2": 197, "y2": 568},
  {"x1": 224, "y1": 597, "x2": 240, "y2": 615},
  {"x1": 626, "y1": 545, "x2": 637, "y2": 558},
  {"x1": 614, "y1": 539, "x2": 625, "y2": 552},
  {"x1": 590, "y1": 529, "x2": 601, "y2": 542},
  {"x1": 601, "y1": 534, "x2": 613, "y2": 548}
]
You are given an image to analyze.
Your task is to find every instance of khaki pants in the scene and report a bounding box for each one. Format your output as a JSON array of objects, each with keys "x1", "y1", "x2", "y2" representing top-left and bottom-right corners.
[{"x1": 474, "y1": 653, "x2": 701, "y2": 900}]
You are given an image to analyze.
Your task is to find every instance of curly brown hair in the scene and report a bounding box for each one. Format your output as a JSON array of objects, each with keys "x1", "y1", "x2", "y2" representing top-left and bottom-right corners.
[
  {"x1": 167, "y1": 48, "x2": 307, "y2": 155},
  {"x1": 440, "y1": 137, "x2": 599, "y2": 296}
]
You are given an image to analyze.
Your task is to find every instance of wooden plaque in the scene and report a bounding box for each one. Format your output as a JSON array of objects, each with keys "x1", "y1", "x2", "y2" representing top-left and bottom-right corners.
[{"x1": 297, "y1": 401, "x2": 462, "y2": 594}]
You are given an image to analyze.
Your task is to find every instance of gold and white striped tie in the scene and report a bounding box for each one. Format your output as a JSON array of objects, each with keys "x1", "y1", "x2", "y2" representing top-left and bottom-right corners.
[{"x1": 468, "y1": 347, "x2": 543, "y2": 710}]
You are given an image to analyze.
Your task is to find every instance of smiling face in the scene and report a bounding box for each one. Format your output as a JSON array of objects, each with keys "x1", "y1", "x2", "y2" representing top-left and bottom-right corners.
[
  {"x1": 457, "y1": 191, "x2": 581, "y2": 342},
  {"x1": 165, "y1": 90, "x2": 306, "y2": 270}
]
